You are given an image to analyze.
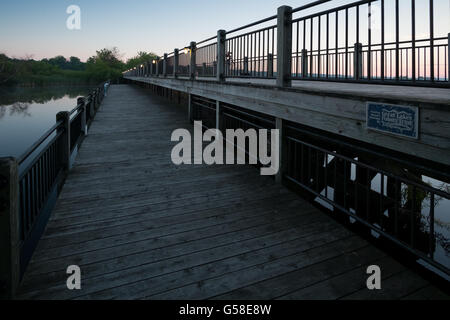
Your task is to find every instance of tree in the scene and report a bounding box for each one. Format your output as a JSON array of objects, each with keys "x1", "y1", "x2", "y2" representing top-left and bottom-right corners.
[
  {"x1": 68, "y1": 56, "x2": 84, "y2": 71},
  {"x1": 90, "y1": 47, "x2": 124, "y2": 70},
  {"x1": 85, "y1": 47, "x2": 125, "y2": 82},
  {"x1": 126, "y1": 51, "x2": 159, "y2": 70},
  {"x1": 48, "y1": 56, "x2": 68, "y2": 69}
]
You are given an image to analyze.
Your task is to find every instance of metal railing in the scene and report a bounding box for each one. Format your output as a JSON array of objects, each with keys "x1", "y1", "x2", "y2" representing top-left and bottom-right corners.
[
  {"x1": 283, "y1": 121, "x2": 450, "y2": 275},
  {"x1": 291, "y1": 0, "x2": 449, "y2": 83},
  {"x1": 188, "y1": 96, "x2": 450, "y2": 276},
  {"x1": 196, "y1": 42, "x2": 217, "y2": 78},
  {"x1": 225, "y1": 23, "x2": 277, "y2": 78},
  {"x1": 0, "y1": 81, "x2": 109, "y2": 298},
  {"x1": 177, "y1": 51, "x2": 191, "y2": 77},
  {"x1": 125, "y1": 0, "x2": 449, "y2": 87}
]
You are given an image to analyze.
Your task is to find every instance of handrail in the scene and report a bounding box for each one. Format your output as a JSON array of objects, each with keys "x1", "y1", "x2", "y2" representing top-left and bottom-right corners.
[
  {"x1": 1, "y1": 80, "x2": 111, "y2": 291},
  {"x1": 126, "y1": 0, "x2": 449, "y2": 86},
  {"x1": 17, "y1": 120, "x2": 62, "y2": 165}
]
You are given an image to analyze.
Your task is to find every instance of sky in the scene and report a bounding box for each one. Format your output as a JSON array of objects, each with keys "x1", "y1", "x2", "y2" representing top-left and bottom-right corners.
[{"x1": 0, "y1": 0, "x2": 448, "y2": 62}]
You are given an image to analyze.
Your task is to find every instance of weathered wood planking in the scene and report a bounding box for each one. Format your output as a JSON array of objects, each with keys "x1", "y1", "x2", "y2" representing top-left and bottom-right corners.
[
  {"x1": 127, "y1": 76, "x2": 450, "y2": 166},
  {"x1": 17, "y1": 85, "x2": 448, "y2": 300}
]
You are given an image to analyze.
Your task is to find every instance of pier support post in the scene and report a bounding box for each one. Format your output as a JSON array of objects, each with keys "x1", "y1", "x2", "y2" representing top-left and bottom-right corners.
[
  {"x1": 56, "y1": 111, "x2": 71, "y2": 172},
  {"x1": 301, "y1": 49, "x2": 308, "y2": 77},
  {"x1": 163, "y1": 54, "x2": 168, "y2": 77},
  {"x1": 190, "y1": 42, "x2": 197, "y2": 80},
  {"x1": 275, "y1": 118, "x2": 284, "y2": 184},
  {"x1": 188, "y1": 94, "x2": 193, "y2": 123},
  {"x1": 174, "y1": 49, "x2": 179, "y2": 78},
  {"x1": 217, "y1": 30, "x2": 226, "y2": 82},
  {"x1": 216, "y1": 101, "x2": 221, "y2": 130},
  {"x1": 354, "y1": 43, "x2": 363, "y2": 79},
  {"x1": 276, "y1": 6, "x2": 293, "y2": 87},
  {"x1": 0, "y1": 158, "x2": 20, "y2": 300},
  {"x1": 268, "y1": 53, "x2": 274, "y2": 77}
]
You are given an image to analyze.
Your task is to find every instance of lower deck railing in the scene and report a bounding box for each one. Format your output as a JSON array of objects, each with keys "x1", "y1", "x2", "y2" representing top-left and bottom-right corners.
[{"x1": 0, "y1": 81, "x2": 109, "y2": 299}]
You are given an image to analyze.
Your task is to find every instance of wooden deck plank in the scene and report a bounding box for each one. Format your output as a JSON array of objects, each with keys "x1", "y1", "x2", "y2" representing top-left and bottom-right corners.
[{"x1": 17, "y1": 84, "x2": 448, "y2": 300}]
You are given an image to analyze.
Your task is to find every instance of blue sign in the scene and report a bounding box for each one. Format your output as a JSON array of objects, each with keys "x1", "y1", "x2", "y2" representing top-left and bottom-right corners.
[{"x1": 366, "y1": 102, "x2": 419, "y2": 139}]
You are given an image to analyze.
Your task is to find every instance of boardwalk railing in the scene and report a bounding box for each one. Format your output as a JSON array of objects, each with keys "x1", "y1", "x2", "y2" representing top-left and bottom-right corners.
[
  {"x1": 0, "y1": 81, "x2": 109, "y2": 299},
  {"x1": 125, "y1": 0, "x2": 449, "y2": 87}
]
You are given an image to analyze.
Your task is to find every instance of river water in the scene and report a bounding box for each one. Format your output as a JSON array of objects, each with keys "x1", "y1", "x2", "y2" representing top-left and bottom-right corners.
[{"x1": 0, "y1": 86, "x2": 94, "y2": 158}]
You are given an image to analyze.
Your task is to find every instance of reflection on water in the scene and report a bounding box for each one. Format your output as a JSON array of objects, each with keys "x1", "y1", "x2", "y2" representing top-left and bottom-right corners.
[
  {"x1": 0, "y1": 102, "x2": 31, "y2": 119},
  {"x1": 315, "y1": 154, "x2": 450, "y2": 272},
  {"x1": 0, "y1": 86, "x2": 93, "y2": 158}
]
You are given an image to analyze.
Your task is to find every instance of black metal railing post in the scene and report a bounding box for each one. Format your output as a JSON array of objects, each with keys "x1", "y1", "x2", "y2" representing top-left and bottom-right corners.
[
  {"x1": 0, "y1": 158, "x2": 20, "y2": 300},
  {"x1": 156, "y1": 59, "x2": 160, "y2": 77},
  {"x1": 217, "y1": 30, "x2": 226, "y2": 82},
  {"x1": 190, "y1": 41, "x2": 197, "y2": 80},
  {"x1": 163, "y1": 53, "x2": 168, "y2": 77},
  {"x1": 354, "y1": 42, "x2": 363, "y2": 80},
  {"x1": 277, "y1": 6, "x2": 293, "y2": 87},
  {"x1": 301, "y1": 49, "x2": 308, "y2": 77},
  {"x1": 174, "y1": 49, "x2": 179, "y2": 78},
  {"x1": 268, "y1": 53, "x2": 274, "y2": 77},
  {"x1": 56, "y1": 111, "x2": 71, "y2": 171}
]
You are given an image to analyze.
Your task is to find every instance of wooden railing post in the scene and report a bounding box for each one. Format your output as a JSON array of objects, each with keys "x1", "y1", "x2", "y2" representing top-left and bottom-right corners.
[
  {"x1": 56, "y1": 111, "x2": 71, "y2": 171},
  {"x1": 156, "y1": 60, "x2": 160, "y2": 76},
  {"x1": 0, "y1": 157, "x2": 20, "y2": 300},
  {"x1": 163, "y1": 53, "x2": 168, "y2": 77},
  {"x1": 276, "y1": 5, "x2": 293, "y2": 87},
  {"x1": 217, "y1": 29, "x2": 226, "y2": 82},
  {"x1": 174, "y1": 49, "x2": 179, "y2": 78},
  {"x1": 78, "y1": 97, "x2": 87, "y2": 135},
  {"x1": 354, "y1": 43, "x2": 363, "y2": 79},
  {"x1": 92, "y1": 90, "x2": 98, "y2": 110},
  {"x1": 190, "y1": 41, "x2": 197, "y2": 80},
  {"x1": 448, "y1": 33, "x2": 450, "y2": 82},
  {"x1": 88, "y1": 94, "x2": 95, "y2": 119}
]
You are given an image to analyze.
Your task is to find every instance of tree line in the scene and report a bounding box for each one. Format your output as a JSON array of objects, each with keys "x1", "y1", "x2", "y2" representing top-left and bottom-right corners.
[{"x1": 0, "y1": 48, "x2": 159, "y2": 86}]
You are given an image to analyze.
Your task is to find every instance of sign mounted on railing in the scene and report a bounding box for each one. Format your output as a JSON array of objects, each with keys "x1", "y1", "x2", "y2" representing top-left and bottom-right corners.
[{"x1": 366, "y1": 102, "x2": 419, "y2": 140}]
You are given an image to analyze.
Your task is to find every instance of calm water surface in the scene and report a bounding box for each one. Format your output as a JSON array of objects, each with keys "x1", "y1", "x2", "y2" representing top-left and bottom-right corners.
[{"x1": 0, "y1": 86, "x2": 94, "y2": 158}]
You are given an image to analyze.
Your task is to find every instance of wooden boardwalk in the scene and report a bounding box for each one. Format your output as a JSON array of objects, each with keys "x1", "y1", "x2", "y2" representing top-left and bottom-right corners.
[{"x1": 17, "y1": 85, "x2": 448, "y2": 300}]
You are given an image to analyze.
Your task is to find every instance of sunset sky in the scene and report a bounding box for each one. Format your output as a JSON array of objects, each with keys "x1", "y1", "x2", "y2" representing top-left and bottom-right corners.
[{"x1": 0, "y1": 0, "x2": 448, "y2": 62}]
